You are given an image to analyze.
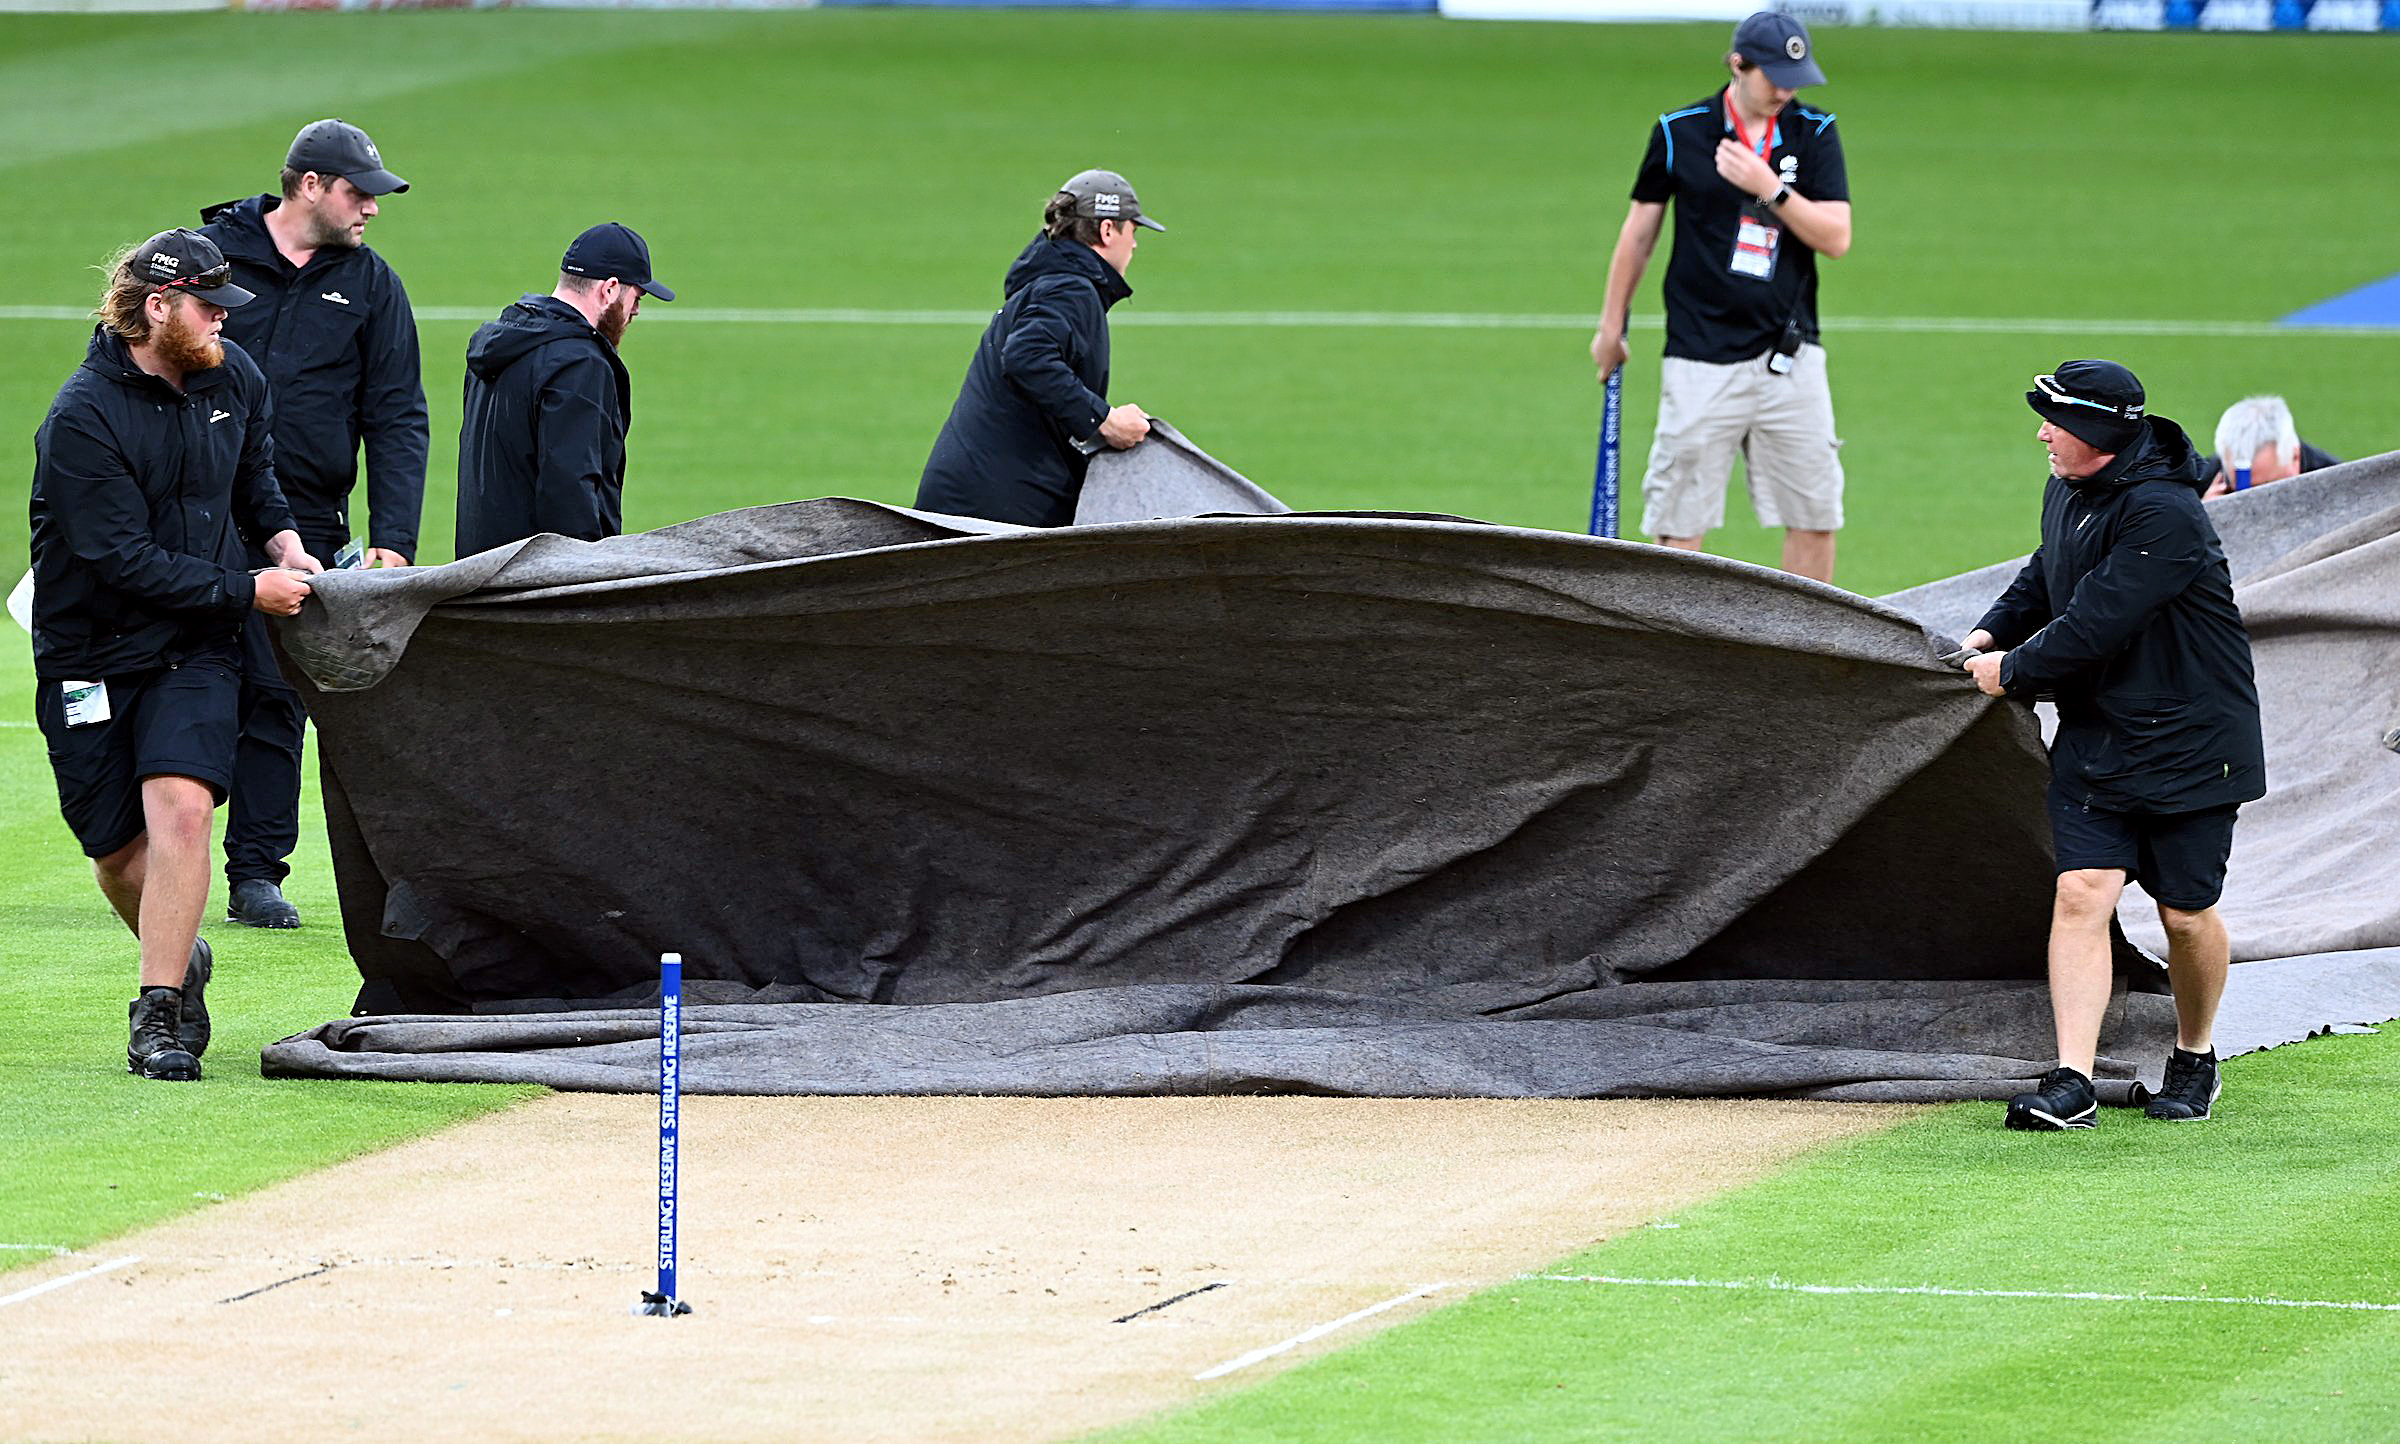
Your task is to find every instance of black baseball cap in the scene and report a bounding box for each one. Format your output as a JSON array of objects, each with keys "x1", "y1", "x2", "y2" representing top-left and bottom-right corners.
[
  {"x1": 2028, "y1": 360, "x2": 2147, "y2": 453},
  {"x1": 560, "y1": 222, "x2": 675, "y2": 301},
  {"x1": 1732, "y1": 12, "x2": 1828, "y2": 89},
  {"x1": 286, "y1": 119, "x2": 409, "y2": 196},
  {"x1": 1059, "y1": 170, "x2": 1166, "y2": 233},
  {"x1": 128, "y1": 228, "x2": 254, "y2": 309}
]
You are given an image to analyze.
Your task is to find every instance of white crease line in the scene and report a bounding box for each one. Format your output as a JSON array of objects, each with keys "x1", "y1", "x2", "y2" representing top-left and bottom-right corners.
[
  {"x1": 1195, "y1": 1283, "x2": 1448, "y2": 1381},
  {"x1": 0, "y1": 720, "x2": 40, "y2": 729},
  {"x1": 0, "y1": 1244, "x2": 70, "y2": 1253},
  {"x1": 0, "y1": 1254, "x2": 140, "y2": 1309},
  {"x1": 1532, "y1": 1274, "x2": 2400, "y2": 1313},
  {"x1": 0, "y1": 305, "x2": 2396, "y2": 337}
]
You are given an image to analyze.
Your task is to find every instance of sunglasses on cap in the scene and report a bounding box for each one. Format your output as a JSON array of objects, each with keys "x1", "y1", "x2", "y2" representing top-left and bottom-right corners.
[
  {"x1": 158, "y1": 262, "x2": 234, "y2": 294},
  {"x1": 2032, "y1": 373, "x2": 2140, "y2": 420}
]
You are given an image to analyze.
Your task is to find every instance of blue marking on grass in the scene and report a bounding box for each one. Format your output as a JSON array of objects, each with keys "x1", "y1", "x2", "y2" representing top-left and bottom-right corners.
[{"x1": 2283, "y1": 271, "x2": 2400, "y2": 328}]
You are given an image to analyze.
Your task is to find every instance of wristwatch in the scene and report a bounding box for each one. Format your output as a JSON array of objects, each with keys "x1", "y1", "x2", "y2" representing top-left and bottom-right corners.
[{"x1": 1763, "y1": 185, "x2": 1791, "y2": 210}]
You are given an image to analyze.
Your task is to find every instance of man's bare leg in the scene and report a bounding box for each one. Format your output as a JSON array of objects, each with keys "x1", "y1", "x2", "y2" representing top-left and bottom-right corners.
[
  {"x1": 93, "y1": 835, "x2": 149, "y2": 936},
  {"x1": 2157, "y1": 903, "x2": 2229, "y2": 1053},
  {"x1": 1658, "y1": 535, "x2": 1707, "y2": 553},
  {"x1": 2048, "y1": 868, "x2": 2127, "y2": 1076},
  {"x1": 1783, "y1": 528, "x2": 1836, "y2": 583},
  {"x1": 132, "y1": 775, "x2": 215, "y2": 989}
]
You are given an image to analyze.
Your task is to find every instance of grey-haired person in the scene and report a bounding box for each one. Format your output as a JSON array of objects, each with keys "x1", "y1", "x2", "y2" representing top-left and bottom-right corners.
[
  {"x1": 917, "y1": 170, "x2": 1163, "y2": 527},
  {"x1": 1960, "y1": 360, "x2": 2265, "y2": 1130},
  {"x1": 2198, "y1": 394, "x2": 2340, "y2": 498}
]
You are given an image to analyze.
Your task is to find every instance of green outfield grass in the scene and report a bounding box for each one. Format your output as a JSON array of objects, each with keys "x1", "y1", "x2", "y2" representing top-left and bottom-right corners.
[
  {"x1": 2, "y1": 9, "x2": 2396, "y2": 1435},
  {"x1": 1104, "y1": 1027, "x2": 2400, "y2": 1443}
]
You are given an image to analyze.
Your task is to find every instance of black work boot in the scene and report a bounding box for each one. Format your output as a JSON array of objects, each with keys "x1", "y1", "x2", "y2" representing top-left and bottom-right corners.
[
  {"x1": 228, "y1": 878, "x2": 301, "y2": 928},
  {"x1": 2145, "y1": 1048, "x2": 2222, "y2": 1122},
  {"x1": 2004, "y1": 1066, "x2": 2097, "y2": 1130},
  {"x1": 179, "y1": 937, "x2": 213, "y2": 1059},
  {"x1": 128, "y1": 987, "x2": 201, "y2": 1081}
]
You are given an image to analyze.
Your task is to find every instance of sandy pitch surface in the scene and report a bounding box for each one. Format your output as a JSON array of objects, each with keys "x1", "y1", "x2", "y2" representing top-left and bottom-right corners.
[{"x1": 3, "y1": 1093, "x2": 1905, "y2": 1443}]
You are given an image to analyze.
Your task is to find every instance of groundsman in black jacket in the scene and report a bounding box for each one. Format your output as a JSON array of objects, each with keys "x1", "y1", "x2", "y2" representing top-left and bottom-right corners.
[
  {"x1": 456, "y1": 222, "x2": 672, "y2": 556},
  {"x1": 917, "y1": 170, "x2": 1163, "y2": 527},
  {"x1": 198, "y1": 117, "x2": 426, "y2": 931},
  {"x1": 1962, "y1": 360, "x2": 2265, "y2": 1132},
  {"x1": 29, "y1": 230, "x2": 322, "y2": 1082}
]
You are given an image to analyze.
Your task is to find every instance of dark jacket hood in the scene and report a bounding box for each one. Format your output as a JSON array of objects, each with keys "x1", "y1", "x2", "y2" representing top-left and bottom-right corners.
[
  {"x1": 2070, "y1": 415, "x2": 2202, "y2": 496},
  {"x1": 1003, "y1": 234, "x2": 1132, "y2": 309},
  {"x1": 466, "y1": 295, "x2": 607, "y2": 382},
  {"x1": 197, "y1": 195, "x2": 279, "y2": 261}
]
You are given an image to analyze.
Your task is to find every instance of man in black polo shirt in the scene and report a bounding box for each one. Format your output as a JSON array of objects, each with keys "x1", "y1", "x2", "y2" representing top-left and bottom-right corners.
[
  {"x1": 199, "y1": 118, "x2": 427, "y2": 930},
  {"x1": 31, "y1": 229, "x2": 321, "y2": 1079},
  {"x1": 1591, "y1": 12, "x2": 1852, "y2": 583}
]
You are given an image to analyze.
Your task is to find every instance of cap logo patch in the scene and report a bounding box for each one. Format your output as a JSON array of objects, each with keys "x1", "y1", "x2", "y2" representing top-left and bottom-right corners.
[
  {"x1": 1785, "y1": 35, "x2": 1807, "y2": 59},
  {"x1": 151, "y1": 254, "x2": 181, "y2": 274},
  {"x1": 1091, "y1": 193, "x2": 1122, "y2": 216},
  {"x1": 365, "y1": 142, "x2": 380, "y2": 162}
]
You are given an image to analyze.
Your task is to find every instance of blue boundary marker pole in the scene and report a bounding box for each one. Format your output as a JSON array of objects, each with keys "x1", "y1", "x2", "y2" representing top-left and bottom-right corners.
[
  {"x1": 638, "y1": 951, "x2": 692, "y2": 1317},
  {"x1": 1589, "y1": 346, "x2": 1623, "y2": 538}
]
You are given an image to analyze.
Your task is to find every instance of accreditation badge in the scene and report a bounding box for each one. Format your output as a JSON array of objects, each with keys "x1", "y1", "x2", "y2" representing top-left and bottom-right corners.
[
  {"x1": 62, "y1": 679, "x2": 110, "y2": 727},
  {"x1": 1730, "y1": 210, "x2": 1781, "y2": 281}
]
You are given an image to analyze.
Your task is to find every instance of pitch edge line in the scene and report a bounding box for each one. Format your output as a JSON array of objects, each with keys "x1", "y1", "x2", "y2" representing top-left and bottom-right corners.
[
  {"x1": 1531, "y1": 1274, "x2": 2400, "y2": 1312},
  {"x1": 1, "y1": 306, "x2": 2396, "y2": 337},
  {"x1": 0, "y1": 1254, "x2": 141, "y2": 1310},
  {"x1": 1194, "y1": 1283, "x2": 1449, "y2": 1381}
]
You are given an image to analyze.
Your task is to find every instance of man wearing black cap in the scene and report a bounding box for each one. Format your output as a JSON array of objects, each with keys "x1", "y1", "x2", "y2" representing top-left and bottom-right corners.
[
  {"x1": 198, "y1": 117, "x2": 427, "y2": 930},
  {"x1": 30, "y1": 230, "x2": 322, "y2": 1080},
  {"x1": 1591, "y1": 12, "x2": 1852, "y2": 583},
  {"x1": 455, "y1": 223, "x2": 674, "y2": 555},
  {"x1": 917, "y1": 169, "x2": 1161, "y2": 527},
  {"x1": 1960, "y1": 360, "x2": 2266, "y2": 1130}
]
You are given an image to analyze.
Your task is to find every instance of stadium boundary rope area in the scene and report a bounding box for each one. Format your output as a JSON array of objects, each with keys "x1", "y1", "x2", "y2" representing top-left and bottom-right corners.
[
  {"x1": 1533, "y1": 1273, "x2": 2400, "y2": 1313},
  {"x1": 4, "y1": 305, "x2": 2400, "y2": 337}
]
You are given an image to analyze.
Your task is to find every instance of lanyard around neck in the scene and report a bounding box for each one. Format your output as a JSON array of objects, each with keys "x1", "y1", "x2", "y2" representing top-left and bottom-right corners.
[{"x1": 1724, "y1": 88, "x2": 1781, "y2": 159}]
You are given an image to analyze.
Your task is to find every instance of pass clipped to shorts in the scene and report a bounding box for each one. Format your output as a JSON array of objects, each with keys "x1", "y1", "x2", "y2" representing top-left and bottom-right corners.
[
  {"x1": 1730, "y1": 211, "x2": 1781, "y2": 281},
  {"x1": 61, "y1": 679, "x2": 110, "y2": 728}
]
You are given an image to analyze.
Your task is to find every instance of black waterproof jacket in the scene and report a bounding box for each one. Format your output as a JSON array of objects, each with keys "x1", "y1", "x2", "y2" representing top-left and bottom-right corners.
[
  {"x1": 916, "y1": 234, "x2": 1131, "y2": 527},
  {"x1": 455, "y1": 294, "x2": 631, "y2": 557},
  {"x1": 1977, "y1": 417, "x2": 2267, "y2": 814},
  {"x1": 198, "y1": 195, "x2": 428, "y2": 558},
  {"x1": 29, "y1": 329, "x2": 298, "y2": 680}
]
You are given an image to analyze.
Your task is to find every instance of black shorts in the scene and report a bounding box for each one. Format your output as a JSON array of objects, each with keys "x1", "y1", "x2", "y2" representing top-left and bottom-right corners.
[
  {"x1": 35, "y1": 648, "x2": 242, "y2": 858},
  {"x1": 2048, "y1": 784, "x2": 2240, "y2": 911}
]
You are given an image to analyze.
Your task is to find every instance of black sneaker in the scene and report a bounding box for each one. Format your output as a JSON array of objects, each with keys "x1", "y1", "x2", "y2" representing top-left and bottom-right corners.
[
  {"x1": 178, "y1": 937, "x2": 213, "y2": 1059},
  {"x1": 2145, "y1": 1048, "x2": 2221, "y2": 1122},
  {"x1": 128, "y1": 987, "x2": 201, "y2": 1081},
  {"x1": 228, "y1": 879, "x2": 301, "y2": 929},
  {"x1": 2005, "y1": 1067, "x2": 2097, "y2": 1130}
]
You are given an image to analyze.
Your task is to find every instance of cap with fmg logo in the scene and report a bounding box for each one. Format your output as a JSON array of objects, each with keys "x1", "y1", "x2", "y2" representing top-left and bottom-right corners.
[{"x1": 1058, "y1": 170, "x2": 1166, "y2": 233}]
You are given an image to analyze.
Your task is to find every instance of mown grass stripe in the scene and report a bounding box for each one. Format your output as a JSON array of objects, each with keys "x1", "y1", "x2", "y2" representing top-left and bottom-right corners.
[
  {"x1": 3, "y1": 305, "x2": 2398, "y2": 337},
  {"x1": 1533, "y1": 1273, "x2": 2400, "y2": 1313}
]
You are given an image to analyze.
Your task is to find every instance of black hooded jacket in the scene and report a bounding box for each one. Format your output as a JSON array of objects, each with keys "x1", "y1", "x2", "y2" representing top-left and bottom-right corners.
[
  {"x1": 916, "y1": 234, "x2": 1132, "y2": 527},
  {"x1": 197, "y1": 195, "x2": 428, "y2": 558},
  {"x1": 455, "y1": 294, "x2": 632, "y2": 557},
  {"x1": 1977, "y1": 417, "x2": 2267, "y2": 814},
  {"x1": 29, "y1": 329, "x2": 298, "y2": 680}
]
